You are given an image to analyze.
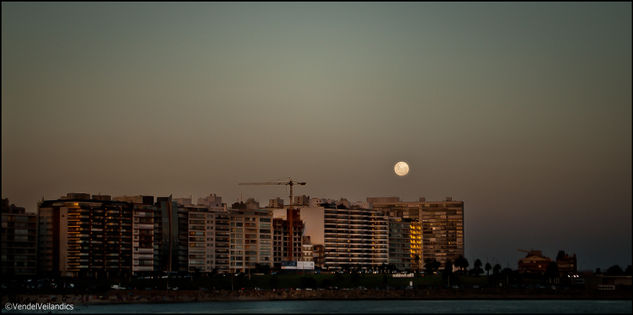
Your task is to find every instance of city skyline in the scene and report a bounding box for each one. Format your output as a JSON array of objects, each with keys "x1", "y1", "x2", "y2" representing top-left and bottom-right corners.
[{"x1": 2, "y1": 3, "x2": 631, "y2": 271}]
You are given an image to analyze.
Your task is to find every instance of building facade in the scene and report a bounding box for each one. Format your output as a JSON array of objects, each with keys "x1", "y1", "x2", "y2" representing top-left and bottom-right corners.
[
  {"x1": 186, "y1": 205, "x2": 216, "y2": 273},
  {"x1": 184, "y1": 204, "x2": 230, "y2": 274},
  {"x1": 301, "y1": 235, "x2": 314, "y2": 262},
  {"x1": 37, "y1": 201, "x2": 59, "y2": 275},
  {"x1": 370, "y1": 197, "x2": 464, "y2": 268},
  {"x1": 1, "y1": 199, "x2": 37, "y2": 277},
  {"x1": 214, "y1": 211, "x2": 231, "y2": 273},
  {"x1": 38, "y1": 193, "x2": 134, "y2": 278},
  {"x1": 556, "y1": 251, "x2": 578, "y2": 277},
  {"x1": 272, "y1": 209, "x2": 304, "y2": 264},
  {"x1": 113, "y1": 196, "x2": 155, "y2": 275},
  {"x1": 419, "y1": 198, "x2": 464, "y2": 266},
  {"x1": 268, "y1": 198, "x2": 284, "y2": 209},
  {"x1": 518, "y1": 250, "x2": 552, "y2": 275},
  {"x1": 387, "y1": 217, "x2": 421, "y2": 271},
  {"x1": 154, "y1": 196, "x2": 180, "y2": 273},
  {"x1": 229, "y1": 208, "x2": 273, "y2": 273},
  {"x1": 322, "y1": 202, "x2": 389, "y2": 270},
  {"x1": 312, "y1": 244, "x2": 325, "y2": 269}
]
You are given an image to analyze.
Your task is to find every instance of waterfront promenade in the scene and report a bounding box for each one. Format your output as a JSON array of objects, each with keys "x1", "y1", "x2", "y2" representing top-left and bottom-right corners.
[{"x1": 2, "y1": 288, "x2": 630, "y2": 306}]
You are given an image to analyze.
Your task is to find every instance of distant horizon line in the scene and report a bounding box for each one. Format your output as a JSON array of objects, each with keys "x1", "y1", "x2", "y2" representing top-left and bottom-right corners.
[
  {"x1": 2, "y1": 192, "x2": 464, "y2": 212},
  {"x1": 3, "y1": 191, "x2": 462, "y2": 208}
]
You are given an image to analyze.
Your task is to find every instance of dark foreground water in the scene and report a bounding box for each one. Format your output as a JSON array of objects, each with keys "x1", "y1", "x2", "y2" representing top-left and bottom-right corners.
[{"x1": 59, "y1": 300, "x2": 633, "y2": 314}]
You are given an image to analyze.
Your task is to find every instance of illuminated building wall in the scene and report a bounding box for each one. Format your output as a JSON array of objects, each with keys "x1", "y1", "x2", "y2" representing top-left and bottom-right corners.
[
  {"x1": 369, "y1": 197, "x2": 464, "y2": 268},
  {"x1": 419, "y1": 198, "x2": 464, "y2": 265},
  {"x1": 322, "y1": 202, "x2": 389, "y2": 270},
  {"x1": 38, "y1": 194, "x2": 133, "y2": 278}
]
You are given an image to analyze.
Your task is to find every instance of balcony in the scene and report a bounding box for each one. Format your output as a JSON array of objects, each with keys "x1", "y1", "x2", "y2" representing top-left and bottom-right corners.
[
  {"x1": 133, "y1": 266, "x2": 153, "y2": 272},
  {"x1": 134, "y1": 254, "x2": 153, "y2": 260}
]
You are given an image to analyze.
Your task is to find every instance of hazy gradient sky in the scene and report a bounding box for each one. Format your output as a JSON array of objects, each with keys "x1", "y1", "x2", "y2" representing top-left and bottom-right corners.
[{"x1": 2, "y1": 2, "x2": 631, "y2": 270}]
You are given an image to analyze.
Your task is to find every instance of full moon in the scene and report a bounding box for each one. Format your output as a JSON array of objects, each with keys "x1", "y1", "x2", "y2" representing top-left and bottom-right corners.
[{"x1": 394, "y1": 161, "x2": 410, "y2": 176}]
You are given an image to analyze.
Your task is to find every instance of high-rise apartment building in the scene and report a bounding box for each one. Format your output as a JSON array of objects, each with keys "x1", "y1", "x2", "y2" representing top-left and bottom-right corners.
[
  {"x1": 113, "y1": 195, "x2": 155, "y2": 275},
  {"x1": 153, "y1": 195, "x2": 229, "y2": 274},
  {"x1": 36, "y1": 192, "x2": 235, "y2": 278},
  {"x1": 369, "y1": 197, "x2": 464, "y2": 268},
  {"x1": 369, "y1": 198, "x2": 422, "y2": 271},
  {"x1": 186, "y1": 205, "x2": 215, "y2": 273},
  {"x1": 213, "y1": 211, "x2": 231, "y2": 273},
  {"x1": 154, "y1": 196, "x2": 180, "y2": 273},
  {"x1": 322, "y1": 202, "x2": 389, "y2": 270},
  {"x1": 229, "y1": 208, "x2": 273, "y2": 273},
  {"x1": 388, "y1": 217, "x2": 422, "y2": 271},
  {"x1": 1, "y1": 199, "x2": 37, "y2": 277},
  {"x1": 37, "y1": 200, "x2": 59, "y2": 275},
  {"x1": 274, "y1": 200, "x2": 387, "y2": 270},
  {"x1": 183, "y1": 204, "x2": 229, "y2": 274},
  {"x1": 38, "y1": 193, "x2": 133, "y2": 278},
  {"x1": 272, "y1": 209, "x2": 304, "y2": 264},
  {"x1": 419, "y1": 198, "x2": 464, "y2": 266},
  {"x1": 176, "y1": 204, "x2": 189, "y2": 273}
]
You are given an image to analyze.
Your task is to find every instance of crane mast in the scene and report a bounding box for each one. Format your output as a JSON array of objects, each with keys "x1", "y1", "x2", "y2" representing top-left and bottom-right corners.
[{"x1": 238, "y1": 178, "x2": 306, "y2": 262}]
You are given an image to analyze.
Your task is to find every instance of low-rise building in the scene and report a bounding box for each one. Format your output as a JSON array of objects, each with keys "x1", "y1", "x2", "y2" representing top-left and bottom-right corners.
[
  {"x1": 312, "y1": 244, "x2": 325, "y2": 269},
  {"x1": 301, "y1": 235, "x2": 314, "y2": 262},
  {"x1": 518, "y1": 250, "x2": 552, "y2": 275},
  {"x1": 556, "y1": 250, "x2": 577, "y2": 277}
]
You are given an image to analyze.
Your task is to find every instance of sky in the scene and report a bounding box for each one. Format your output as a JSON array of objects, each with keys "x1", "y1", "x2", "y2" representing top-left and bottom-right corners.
[{"x1": 2, "y1": 2, "x2": 631, "y2": 271}]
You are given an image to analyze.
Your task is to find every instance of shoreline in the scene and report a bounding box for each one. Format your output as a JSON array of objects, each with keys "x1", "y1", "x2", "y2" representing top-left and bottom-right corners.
[{"x1": 3, "y1": 289, "x2": 631, "y2": 306}]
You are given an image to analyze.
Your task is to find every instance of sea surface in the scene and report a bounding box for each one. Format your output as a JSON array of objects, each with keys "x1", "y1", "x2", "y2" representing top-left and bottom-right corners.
[{"x1": 25, "y1": 299, "x2": 633, "y2": 314}]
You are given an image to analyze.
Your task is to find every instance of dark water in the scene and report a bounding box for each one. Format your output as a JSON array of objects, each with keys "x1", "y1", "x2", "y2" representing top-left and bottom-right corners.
[{"x1": 62, "y1": 300, "x2": 632, "y2": 314}]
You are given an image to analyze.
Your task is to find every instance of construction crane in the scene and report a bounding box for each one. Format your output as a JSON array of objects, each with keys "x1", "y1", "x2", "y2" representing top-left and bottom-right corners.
[
  {"x1": 238, "y1": 178, "x2": 306, "y2": 262},
  {"x1": 238, "y1": 178, "x2": 306, "y2": 208}
]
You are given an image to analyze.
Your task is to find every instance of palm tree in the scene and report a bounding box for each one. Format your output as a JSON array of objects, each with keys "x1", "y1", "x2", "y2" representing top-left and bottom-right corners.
[
  {"x1": 493, "y1": 264, "x2": 502, "y2": 276},
  {"x1": 473, "y1": 259, "x2": 483, "y2": 276},
  {"x1": 454, "y1": 255, "x2": 469, "y2": 274},
  {"x1": 485, "y1": 262, "x2": 492, "y2": 277}
]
